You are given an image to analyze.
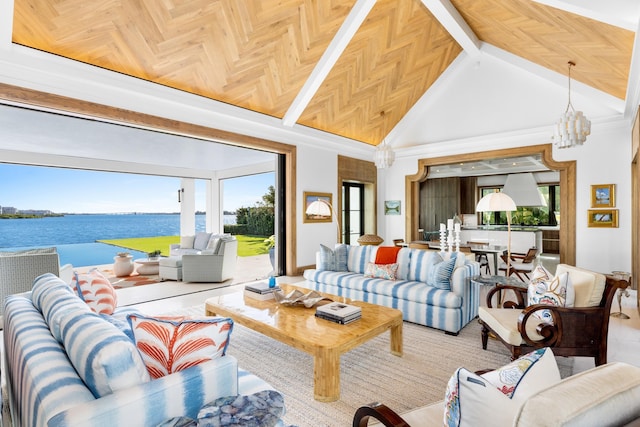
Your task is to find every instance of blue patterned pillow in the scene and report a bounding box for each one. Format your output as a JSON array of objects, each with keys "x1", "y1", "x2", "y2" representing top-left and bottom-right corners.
[
  {"x1": 427, "y1": 257, "x2": 457, "y2": 290},
  {"x1": 318, "y1": 244, "x2": 349, "y2": 271},
  {"x1": 408, "y1": 250, "x2": 441, "y2": 282},
  {"x1": 318, "y1": 244, "x2": 336, "y2": 271}
]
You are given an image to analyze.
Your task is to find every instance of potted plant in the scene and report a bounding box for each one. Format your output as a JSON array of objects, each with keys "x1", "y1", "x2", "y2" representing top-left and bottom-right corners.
[{"x1": 147, "y1": 249, "x2": 162, "y2": 260}]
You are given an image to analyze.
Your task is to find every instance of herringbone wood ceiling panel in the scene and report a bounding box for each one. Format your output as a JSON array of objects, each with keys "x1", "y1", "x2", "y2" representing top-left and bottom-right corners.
[
  {"x1": 299, "y1": 0, "x2": 462, "y2": 145},
  {"x1": 12, "y1": 0, "x2": 356, "y2": 118},
  {"x1": 450, "y1": 0, "x2": 635, "y2": 100}
]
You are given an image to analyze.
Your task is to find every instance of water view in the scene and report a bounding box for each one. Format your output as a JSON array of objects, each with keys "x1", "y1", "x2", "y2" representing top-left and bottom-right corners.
[{"x1": 0, "y1": 213, "x2": 236, "y2": 266}]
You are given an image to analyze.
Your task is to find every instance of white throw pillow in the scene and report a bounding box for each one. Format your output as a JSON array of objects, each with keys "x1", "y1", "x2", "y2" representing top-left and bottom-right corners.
[
  {"x1": 180, "y1": 235, "x2": 195, "y2": 249},
  {"x1": 527, "y1": 265, "x2": 573, "y2": 324},
  {"x1": 444, "y1": 348, "x2": 561, "y2": 426}
]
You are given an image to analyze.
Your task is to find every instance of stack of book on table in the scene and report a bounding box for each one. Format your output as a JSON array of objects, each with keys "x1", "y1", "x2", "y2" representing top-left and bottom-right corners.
[
  {"x1": 315, "y1": 302, "x2": 362, "y2": 324},
  {"x1": 244, "y1": 281, "x2": 281, "y2": 300}
]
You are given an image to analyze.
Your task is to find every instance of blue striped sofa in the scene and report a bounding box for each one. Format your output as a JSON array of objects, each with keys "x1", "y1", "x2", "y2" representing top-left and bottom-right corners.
[
  {"x1": 3, "y1": 273, "x2": 284, "y2": 427},
  {"x1": 303, "y1": 246, "x2": 480, "y2": 334}
]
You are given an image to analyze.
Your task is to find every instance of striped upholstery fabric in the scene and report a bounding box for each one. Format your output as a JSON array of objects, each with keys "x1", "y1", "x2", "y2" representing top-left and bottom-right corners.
[
  {"x1": 4, "y1": 295, "x2": 96, "y2": 427},
  {"x1": 4, "y1": 274, "x2": 283, "y2": 427},
  {"x1": 304, "y1": 247, "x2": 480, "y2": 334},
  {"x1": 347, "y1": 245, "x2": 377, "y2": 274}
]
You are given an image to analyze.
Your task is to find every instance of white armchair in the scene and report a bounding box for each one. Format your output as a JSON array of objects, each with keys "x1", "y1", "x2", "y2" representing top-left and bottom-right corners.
[{"x1": 181, "y1": 239, "x2": 238, "y2": 283}]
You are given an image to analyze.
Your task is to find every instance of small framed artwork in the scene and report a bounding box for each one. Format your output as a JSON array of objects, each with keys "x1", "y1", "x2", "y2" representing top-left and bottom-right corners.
[
  {"x1": 384, "y1": 200, "x2": 401, "y2": 215},
  {"x1": 591, "y1": 184, "x2": 615, "y2": 208},
  {"x1": 303, "y1": 191, "x2": 332, "y2": 223},
  {"x1": 587, "y1": 209, "x2": 618, "y2": 228}
]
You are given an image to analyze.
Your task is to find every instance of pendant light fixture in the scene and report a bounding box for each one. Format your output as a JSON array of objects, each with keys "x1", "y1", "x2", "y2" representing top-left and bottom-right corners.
[
  {"x1": 374, "y1": 139, "x2": 395, "y2": 169},
  {"x1": 552, "y1": 61, "x2": 591, "y2": 149}
]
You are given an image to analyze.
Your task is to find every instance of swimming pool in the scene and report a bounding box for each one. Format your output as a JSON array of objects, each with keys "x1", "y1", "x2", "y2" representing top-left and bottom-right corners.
[{"x1": 5, "y1": 243, "x2": 148, "y2": 267}]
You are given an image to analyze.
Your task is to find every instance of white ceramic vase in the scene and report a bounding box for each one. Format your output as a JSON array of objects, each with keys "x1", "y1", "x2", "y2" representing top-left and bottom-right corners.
[{"x1": 113, "y1": 255, "x2": 134, "y2": 277}]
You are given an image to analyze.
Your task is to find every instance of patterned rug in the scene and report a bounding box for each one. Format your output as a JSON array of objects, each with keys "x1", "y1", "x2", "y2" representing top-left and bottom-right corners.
[
  {"x1": 170, "y1": 304, "x2": 574, "y2": 427},
  {"x1": 92, "y1": 267, "x2": 161, "y2": 289}
]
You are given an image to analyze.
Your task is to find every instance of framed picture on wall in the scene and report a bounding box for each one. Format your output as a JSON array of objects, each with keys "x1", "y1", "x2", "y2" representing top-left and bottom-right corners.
[
  {"x1": 587, "y1": 209, "x2": 618, "y2": 228},
  {"x1": 384, "y1": 200, "x2": 401, "y2": 215},
  {"x1": 591, "y1": 184, "x2": 615, "y2": 208},
  {"x1": 303, "y1": 192, "x2": 333, "y2": 223}
]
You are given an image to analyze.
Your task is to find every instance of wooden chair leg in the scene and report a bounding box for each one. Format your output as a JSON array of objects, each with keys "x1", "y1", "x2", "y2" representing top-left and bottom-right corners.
[{"x1": 481, "y1": 322, "x2": 489, "y2": 350}]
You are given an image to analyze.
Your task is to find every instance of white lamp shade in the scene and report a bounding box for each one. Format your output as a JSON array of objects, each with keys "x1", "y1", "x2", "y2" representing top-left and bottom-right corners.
[
  {"x1": 502, "y1": 173, "x2": 547, "y2": 207},
  {"x1": 305, "y1": 200, "x2": 332, "y2": 217},
  {"x1": 476, "y1": 192, "x2": 517, "y2": 212}
]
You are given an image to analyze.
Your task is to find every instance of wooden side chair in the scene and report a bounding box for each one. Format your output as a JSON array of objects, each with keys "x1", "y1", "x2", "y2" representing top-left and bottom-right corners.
[
  {"x1": 498, "y1": 247, "x2": 538, "y2": 280},
  {"x1": 478, "y1": 264, "x2": 629, "y2": 366}
]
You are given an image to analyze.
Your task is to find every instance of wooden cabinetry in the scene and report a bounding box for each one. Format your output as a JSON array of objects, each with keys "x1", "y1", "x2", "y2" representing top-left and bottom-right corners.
[
  {"x1": 419, "y1": 177, "x2": 477, "y2": 232},
  {"x1": 542, "y1": 229, "x2": 560, "y2": 254}
]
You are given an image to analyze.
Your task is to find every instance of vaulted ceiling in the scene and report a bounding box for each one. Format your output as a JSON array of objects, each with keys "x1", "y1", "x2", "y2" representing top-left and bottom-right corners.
[{"x1": 9, "y1": 0, "x2": 640, "y2": 148}]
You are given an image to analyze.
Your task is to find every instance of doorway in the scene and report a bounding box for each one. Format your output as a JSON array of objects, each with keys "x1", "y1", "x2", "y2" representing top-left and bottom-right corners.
[
  {"x1": 405, "y1": 144, "x2": 576, "y2": 265},
  {"x1": 342, "y1": 182, "x2": 365, "y2": 244}
]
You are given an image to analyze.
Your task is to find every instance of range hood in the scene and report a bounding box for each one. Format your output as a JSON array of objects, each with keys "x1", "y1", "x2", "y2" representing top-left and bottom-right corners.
[{"x1": 501, "y1": 173, "x2": 547, "y2": 207}]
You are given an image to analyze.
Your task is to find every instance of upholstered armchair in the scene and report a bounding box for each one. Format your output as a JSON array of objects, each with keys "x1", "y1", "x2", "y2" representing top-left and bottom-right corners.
[
  {"x1": 181, "y1": 239, "x2": 238, "y2": 283},
  {"x1": 478, "y1": 264, "x2": 629, "y2": 366}
]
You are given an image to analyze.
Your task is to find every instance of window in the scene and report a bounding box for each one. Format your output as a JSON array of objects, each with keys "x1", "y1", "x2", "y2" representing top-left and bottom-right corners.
[
  {"x1": 479, "y1": 184, "x2": 559, "y2": 226},
  {"x1": 342, "y1": 182, "x2": 364, "y2": 244}
]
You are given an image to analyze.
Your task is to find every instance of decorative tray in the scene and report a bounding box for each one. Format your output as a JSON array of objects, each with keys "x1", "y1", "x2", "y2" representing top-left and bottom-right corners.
[{"x1": 273, "y1": 289, "x2": 332, "y2": 308}]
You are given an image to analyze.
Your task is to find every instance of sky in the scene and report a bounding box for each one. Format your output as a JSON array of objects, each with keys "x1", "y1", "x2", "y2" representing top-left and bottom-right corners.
[{"x1": 0, "y1": 163, "x2": 274, "y2": 214}]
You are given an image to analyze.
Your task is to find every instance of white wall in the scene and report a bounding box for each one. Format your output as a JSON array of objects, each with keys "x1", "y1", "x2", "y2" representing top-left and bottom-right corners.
[
  {"x1": 296, "y1": 146, "x2": 340, "y2": 267},
  {"x1": 378, "y1": 121, "x2": 634, "y2": 275}
]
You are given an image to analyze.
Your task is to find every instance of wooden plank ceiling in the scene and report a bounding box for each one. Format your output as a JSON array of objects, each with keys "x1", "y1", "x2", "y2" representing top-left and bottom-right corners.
[{"x1": 11, "y1": 0, "x2": 636, "y2": 146}]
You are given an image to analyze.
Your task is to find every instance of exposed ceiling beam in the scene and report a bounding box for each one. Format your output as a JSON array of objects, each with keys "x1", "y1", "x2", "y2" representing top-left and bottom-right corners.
[
  {"x1": 281, "y1": 0, "x2": 376, "y2": 127},
  {"x1": 624, "y1": 20, "x2": 640, "y2": 119},
  {"x1": 420, "y1": 0, "x2": 481, "y2": 59},
  {"x1": 0, "y1": 0, "x2": 14, "y2": 49},
  {"x1": 529, "y1": 0, "x2": 638, "y2": 31}
]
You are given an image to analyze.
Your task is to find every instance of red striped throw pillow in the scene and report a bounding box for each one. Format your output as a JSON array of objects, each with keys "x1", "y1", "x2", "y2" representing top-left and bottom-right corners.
[
  {"x1": 70, "y1": 268, "x2": 118, "y2": 315},
  {"x1": 127, "y1": 314, "x2": 233, "y2": 379}
]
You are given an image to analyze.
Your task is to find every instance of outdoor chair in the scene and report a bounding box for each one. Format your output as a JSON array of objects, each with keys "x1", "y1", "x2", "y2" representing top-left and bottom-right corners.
[
  {"x1": 181, "y1": 238, "x2": 238, "y2": 283},
  {"x1": 498, "y1": 247, "x2": 538, "y2": 280},
  {"x1": 478, "y1": 264, "x2": 629, "y2": 366},
  {"x1": 0, "y1": 247, "x2": 71, "y2": 320}
]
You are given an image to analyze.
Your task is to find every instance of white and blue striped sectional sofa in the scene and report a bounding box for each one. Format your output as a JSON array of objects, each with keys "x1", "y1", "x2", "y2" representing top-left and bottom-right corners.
[
  {"x1": 303, "y1": 245, "x2": 480, "y2": 335},
  {"x1": 3, "y1": 273, "x2": 285, "y2": 427}
]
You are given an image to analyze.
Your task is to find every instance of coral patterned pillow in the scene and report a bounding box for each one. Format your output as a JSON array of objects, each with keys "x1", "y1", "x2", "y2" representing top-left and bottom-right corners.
[
  {"x1": 364, "y1": 262, "x2": 399, "y2": 280},
  {"x1": 127, "y1": 314, "x2": 234, "y2": 379},
  {"x1": 70, "y1": 268, "x2": 118, "y2": 315}
]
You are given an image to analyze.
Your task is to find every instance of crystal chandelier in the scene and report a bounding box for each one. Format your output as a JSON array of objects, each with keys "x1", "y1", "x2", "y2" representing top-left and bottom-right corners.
[
  {"x1": 552, "y1": 61, "x2": 591, "y2": 149},
  {"x1": 374, "y1": 139, "x2": 395, "y2": 168}
]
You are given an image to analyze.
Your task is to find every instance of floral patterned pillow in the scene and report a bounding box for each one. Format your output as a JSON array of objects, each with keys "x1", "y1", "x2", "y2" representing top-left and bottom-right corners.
[
  {"x1": 127, "y1": 314, "x2": 233, "y2": 379},
  {"x1": 527, "y1": 265, "x2": 572, "y2": 324},
  {"x1": 444, "y1": 348, "x2": 561, "y2": 426},
  {"x1": 364, "y1": 262, "x2": 399, "y2": 280}
]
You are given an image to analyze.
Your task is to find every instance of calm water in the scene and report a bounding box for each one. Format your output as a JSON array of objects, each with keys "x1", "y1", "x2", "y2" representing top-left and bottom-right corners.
[{"x1": 0, "y1": 213, "x2": 235, "y2": 266}]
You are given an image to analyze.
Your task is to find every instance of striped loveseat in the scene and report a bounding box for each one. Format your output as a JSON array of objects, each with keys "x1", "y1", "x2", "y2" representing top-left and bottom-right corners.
[
  {"x1": 3, "y1": 273, "x2": 284, "y2": 427},
  {"x1": 303, "y1": 245, "x2": 480, "y2": 334}
]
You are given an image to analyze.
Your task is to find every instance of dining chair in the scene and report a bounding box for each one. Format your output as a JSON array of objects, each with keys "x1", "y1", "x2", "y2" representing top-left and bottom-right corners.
[{"x1": 498, "y1": 247, "x2": 538, "y2": 280}]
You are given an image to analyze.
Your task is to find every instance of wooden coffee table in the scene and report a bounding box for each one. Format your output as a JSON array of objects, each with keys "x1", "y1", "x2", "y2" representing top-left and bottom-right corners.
[{"x1": 205, "y1": 283, "x2": 403, "y2": 402}]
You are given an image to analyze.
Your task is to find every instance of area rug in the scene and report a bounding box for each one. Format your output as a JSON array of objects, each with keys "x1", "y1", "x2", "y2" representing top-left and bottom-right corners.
[
  {"x1": 95, "y1": 267, "x2": 161, "y2": 289},
  {"x1": 170, "y1": 305, "x2": 574, "y2": 427}
]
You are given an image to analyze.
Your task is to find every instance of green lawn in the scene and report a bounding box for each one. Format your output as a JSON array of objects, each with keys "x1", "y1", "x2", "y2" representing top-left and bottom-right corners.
[{"x1": 98, "y1": 235, "x2": 270, "y2": 257}]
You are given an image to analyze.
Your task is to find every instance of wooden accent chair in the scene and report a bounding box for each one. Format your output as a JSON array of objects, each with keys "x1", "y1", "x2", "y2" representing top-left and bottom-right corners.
[
  {"x1": 479, "y1": 264, "x2": 629, "y2": 366},
  {"x1": 498, "y1": 247, "x2": 538, "y2": 280}
]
